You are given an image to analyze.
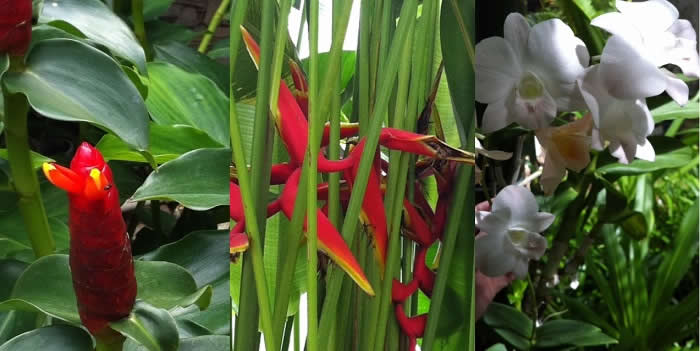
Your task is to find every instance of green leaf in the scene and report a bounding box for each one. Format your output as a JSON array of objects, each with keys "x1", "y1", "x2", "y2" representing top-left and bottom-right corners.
[
  {"x1": 493, "y1": 328, "x2": 531, "y2": 351},
  {"x1": 39, "y1": 0, "x2": 147, "y2": 73},
  {"x1": 0, "y1": 325, "x2": 92, "y2": 351},
  {"x1": 145, "y1": 62, "x2": 229, "y2": 146},
  {"x1": 146, "y1": 21, "x2": 199, "y2": 46},
  {"x1": 3, "y1": 39, "x2": 149, "y2": 151},
  {"x1": 153, "y1": 41, "x2": 229, "y2": 95},
  {"x1": 131, "y1": 148, "x2": 229, "y2": 211},
  {"x1": 96, "y1": 124, "x2": 223, "y2": 165},
  {"x1": 143, "y1": 0, "x2": 176, "y2": 21},
  {"x1": 534, "y1": 319, "x2": 617, "y2": 348},
  {"x1": 0, "y1": 260, "x2": 27, "y2": 301},
  {"x1": 0, "y1": 150, "x2": 53, "y2": 171},
  {"x1": 110, "y1": 300, "x2": 179, "y2": 351},
  {"x1": 596, "y1": 137, "x2": 694, "y2": 175},
  {"x1": 483, "y1": 303, "x2": 533, "y2": 340},
  {"x1": 300, "y1": 51, "x2": 356, "y2": 91},
  {"x1": 652, "y1": 94, "x2": 699, "y2": 123},
  {"x1": 485, "y1": 344, "x2": 507, "y2": 351},
  {"x1": 124, "y1": 335, "x2": 230, "y2": 351},
  {"x1": 0, "y1": 255, "x2": 205, "y2": 324}
]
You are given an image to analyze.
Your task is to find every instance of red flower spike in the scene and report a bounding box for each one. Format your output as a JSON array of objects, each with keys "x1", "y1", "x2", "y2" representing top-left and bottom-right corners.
[
  {"x1": 288, "y1": 59, "x2": 309, "y2": 117},
  {"x1": 395, "y1": 305, "x2": 428, "y2": 350},
  {"x1": 241, "y1": 26, "x2": 355, "y2": 173},
  {"x1": 412, "y1": 182, "x2": 435, "y2": 224},
  {"x1": 230, "y1": 181, "x2": 282, "y2": 221},
  {"x1": 43, "y1": 142, "x2": 136, "y2": 336},
  {"x1": 0, "y1": 0, "x2": 32, "y2": 56},
  {"x1": 321, "y1": 122, "x2": 360, "y2": 146},
  {"x1": 402, "y1": 199, "x2": 434, "y2": 247},
  {"x1": 379, "y1": 128, "x2": 475, "y2": 165},
  {"x1": 270, "y1": 163, "x2": 296, "y2": 185},
  {"x1": 414, "y1": 247, "x2": 435, "y2": 296},
  {"x1": 344, "y1": 140, "x2": 388, "y2": 273},
  {"x1": 279, "y1": 169, "x2": 374, "y2": 296},
  {"x1": 392, "y1": 278, "x2": 418, "y2": 303}
]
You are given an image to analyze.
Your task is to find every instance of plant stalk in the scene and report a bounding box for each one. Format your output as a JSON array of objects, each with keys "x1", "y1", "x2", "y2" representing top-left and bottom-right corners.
[
  {"x1": 3, "y1": 61, "x2": 55, "y2": 258},
  {"x1": 131, "y1": 0, "x2": 151, "y2": 61},
  {"x1": 198, "y1": 0, "x2": 231, "y2": 54}
]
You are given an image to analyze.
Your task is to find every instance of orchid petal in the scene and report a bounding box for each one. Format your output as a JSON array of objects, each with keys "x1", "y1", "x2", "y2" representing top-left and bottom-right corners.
[
  {"x1": 600, "y1": 35, "x2": 667, "y2": 99},
  {"x1": 475, "y1": 37, "x2": 521, "y2": 103},
  {"x1": 504, "y1": 13, "x2": 530, "y2": 62},
  {"x1": 527, "y1": 18, "x2": 589, "y2": 83},
  {"x1": 481, "y1": 95, "x2": 510, "y2": 133}
]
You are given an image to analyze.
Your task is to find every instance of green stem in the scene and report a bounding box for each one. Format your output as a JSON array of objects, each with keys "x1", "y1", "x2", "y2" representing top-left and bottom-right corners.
[
  {"x1": 198, "y1": 0, "x2": 231, "y2": 54},
  {"x1": 306, "y1": 0, "x2": 320, "y2": 350},
  {"x1": 3, "y1": 60, "x2": 55, "y2": 258},
  {"x1": 131, "y1": 0, "x2": 151, "y2": 61},
  {"x1": 422, "y1": 165, "x2": 473, "y2": 350},
  {"x1": 94, "y1": 334, "x2": 125, "y2": 351}
]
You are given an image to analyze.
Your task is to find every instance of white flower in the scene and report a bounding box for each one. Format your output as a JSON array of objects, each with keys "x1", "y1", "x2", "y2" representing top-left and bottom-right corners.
[
  {"x1": 579, "y1": 65, "x2": 656, "y2": 164},
  {"x1": 535, "y1": 114, "x2": 593, "y2": 195},
  {"x1": 592, "y1": 0, "x2": 699, "y2": 78},
  {"x1": 476, "y1": 13, "x2": 589, "y2": 132},
  {"x1": 475, "y1": 185, "x2": 555, "y2": 278}
]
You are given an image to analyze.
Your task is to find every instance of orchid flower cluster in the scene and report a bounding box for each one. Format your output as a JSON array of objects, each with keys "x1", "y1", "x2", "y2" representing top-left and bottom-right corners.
[{"x1": 474, "y1": 0, "x2": 698, "y2": 279}]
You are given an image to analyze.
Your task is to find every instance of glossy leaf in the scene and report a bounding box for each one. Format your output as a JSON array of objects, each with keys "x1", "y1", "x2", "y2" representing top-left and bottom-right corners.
[
  {"x1": 534, "y1": 319, "x2": 617, "y2": 348},
  {"x1": 145, "y1": 62, "x2": 229, "y2": 146},
  {"x1": 131, "y1": 148, "x2": 229, "y2": 210},
  {"x1": 0, "y1": 150, "x2": 53, "y2": 171},
  {"x1": 39, "y1": 0, "x2": 146, "y2": 74},
  {"x1": 596, "y1": 137, "x2": 694, "y2": 175},
  {"x1": 96, "y1": 124, "x2": 223, "y2": 165},
  {"x1": 39, "y1": 0, "x2": 147, "y2": 73},
  {"x1": 0, "y1": 255, "x2": 206, "y2": 324},
  {"x1": 652, "y1": 93, "x2": 699, "y2": 123},
  {"x1": 153, "y1": 41, "x2": 229, "y2": 95},
  {"x1": 483, "y1": 303, "x2": 533, "y2": 341},
  {"x1": 0, "y1": 325, "x2": 92, "y2": 351},
  {"x1": 3, "y1": 39, "x2": 150, "y2": 151},
  {"x1": 110, "y1": 300, "x2": 179, "y2": 351},
  {"x1": 143, "y1": 0, "x2": 176, "y2": 21},
  {"x1": 124, "y1": 335, "x2": 230, "y2": 351}
]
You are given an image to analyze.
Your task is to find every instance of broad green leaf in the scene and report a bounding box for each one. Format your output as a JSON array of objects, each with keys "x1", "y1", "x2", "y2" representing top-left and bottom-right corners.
[
  {"x1": 0, "y1": 255, "x2": 205, "y2": 325},
  {"x1": 0, "y1": 150, "x2": 53, "y2": 171},
  {"x1": 39, "y1": 0, "x2": 146, "y2": 73},
  {"x1": 207, "y1": 41, "x2": 230, "y2": 60},
  {"x1": 534, "y1": 319, "x2": 617, "y2": 348},
  {"x1": 110, "y1": 300, "x2": 179, "y2": 351},
  {"x1": 124, "y1": 335, "x2": 230, "y2": 351},
  {"x1": 596, "y1": 137, "x2": 694, "y2": 175},
  {"x1": 0, "y1": 310, "x2": 35, "y2": 346},
  {"x1": 493, "y1": 328, "x2": 530, "y2": 351},
  {"x1": 97, "y1": 124, "x2": 223, "y2": 164},
  {"x1": 483, "y1": 303, "x2": 533, "y2": 340},
  {"x1": 0, "y1": 239, "x2": 30, "y2": 261},
  {"x1": 3, "y1": 39, "x2": 149, "y2": 151},
  {"x1": 652, "y1": 94, "x2": 699, "y2": 123},
  {"x1": 143, "y1": 0, "x2": 176, "y2": 21},
  {"x1": 145, "y1": 62, "x2": 229, "y2": 146},
  {"x1": 300, "y1": 51, "x2": 356, "y2": 91},
  {"x1": 0, "y1": 260, "x2": 27, "y2": 301},
  {"x1": 485, "y1": 344, "x2": 507, "y2": 351},
  {"x1": 139, "y1": 230, "x2": 230, "y2": 334},
  {"x1": 557, "y1": 294, "x2": 617, "y2": 338},
  {"x1": 153, "y1": 41, "x2": 229, "y2": 95},
  {"x1": 131, "y1": 148, "x2": 229, "y2": 211},
  {"x1": 0, "y1": 325, "x2": 92, "y2": 351},
  {"x1": 146, "y1": 21, "x2": 199, "y2": 46}
]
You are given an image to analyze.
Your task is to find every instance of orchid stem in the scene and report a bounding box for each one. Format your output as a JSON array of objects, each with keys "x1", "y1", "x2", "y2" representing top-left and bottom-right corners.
[
  {"x1": 3, "y1": 57, "x2": 55, "y2": 259},
  {"x1": 198, "y1": 0, "x2": 231, "y2": 54}
]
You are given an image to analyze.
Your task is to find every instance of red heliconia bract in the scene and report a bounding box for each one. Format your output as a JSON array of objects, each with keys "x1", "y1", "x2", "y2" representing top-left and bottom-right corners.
[
  {"x1": 43, "y1": 142, "x2": 136, "y2": 336},
  {"x1": 0, "y1": 0, "x2": 32, "y2": 56}
]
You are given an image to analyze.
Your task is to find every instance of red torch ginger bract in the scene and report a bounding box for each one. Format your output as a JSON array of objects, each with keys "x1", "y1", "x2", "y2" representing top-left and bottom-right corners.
[
  {"x1": 43, "y1": 142, "x2": 136, "y2": 335},
  {"x1": 0, "y1": 0, "x2": 32, "y2": 56}
]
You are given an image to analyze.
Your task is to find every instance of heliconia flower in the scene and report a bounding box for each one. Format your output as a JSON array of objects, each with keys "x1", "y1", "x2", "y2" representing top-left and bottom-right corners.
[
  {"x1": 475, "y1": 185, "x2": 554, "y2": 278},
  {"x1": 413, "y1": 247, "x2": 435, "y2": 296},
  {"x1": 279, "y1": 169, "x2": 374, "y2": 296},
  {"x1": 229, "y1": 181, "x2": 282, "y2": 221},
  {"x1": 394, "y1": 306, "x2": 427, "y2": 351},
  {"x1": 476, "y1": 12, "x2": 589, "y2": 132},
  {"x1": 42, "y1": 142, "x2": 136, "y2": 336},
  {"x1": 534, "y1": 114, "x2": 593, "y2": 194},
  {"x1": 288, "y1": 59, "x2": 309, "y2": 117},
  {"x1": 0, "y1": 0, "x2": 32, "y2": 56},
  {"x1": 392, "y1": 278, "x2": 419, "y2": 303},
  {"x1": 592, "y1": 0, "x2": 699, "y2": 79},
  {"x1": 402, "y1": 199, "x2": 433, "y2": 246},
  {"x1": 379, "y1": 128, "x2": 475, "y2": 164},
  {"x1": 321, "y1": 122, "x2": 360, "y2": 146},
  {"x1": 578, "y1": 65, "x2": 656, "y2": 164},
  {"x1": 230, "y1": 222, "x2": 249, "y2": 262}
]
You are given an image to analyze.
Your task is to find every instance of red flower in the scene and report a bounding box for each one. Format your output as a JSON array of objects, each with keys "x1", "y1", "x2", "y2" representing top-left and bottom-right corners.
[
  {"x1": 43, "y1": 142, "x2": 136, "y2": 335},
  {"x1": 0, "y1": 0, "x2": 32, "y2": 56}
]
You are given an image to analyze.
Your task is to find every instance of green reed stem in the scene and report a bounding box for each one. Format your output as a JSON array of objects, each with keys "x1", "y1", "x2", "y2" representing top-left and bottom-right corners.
[{"x1": 198, "y1": 0, "x2": 231, "y2": 53}]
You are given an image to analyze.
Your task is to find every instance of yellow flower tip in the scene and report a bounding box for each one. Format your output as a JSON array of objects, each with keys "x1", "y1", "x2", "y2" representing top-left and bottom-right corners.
[
  {"x1": 42, "y1": 162, "x2": 83, "y2": 194},
  {"x1": 84, "y1": 168, "x2": 110, "y2": 200},
  {"x1": 42, "y1": 162, "x2": 55, "y2": 179}
]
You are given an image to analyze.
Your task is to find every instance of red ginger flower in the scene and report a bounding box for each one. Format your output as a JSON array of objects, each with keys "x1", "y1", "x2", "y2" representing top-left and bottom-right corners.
[
  {"x1": 0, "y1": 0, "x2": 32, "y2": 56},
  {"x1": 43, "y1": 142, "x2": 136, "y2": 336}
]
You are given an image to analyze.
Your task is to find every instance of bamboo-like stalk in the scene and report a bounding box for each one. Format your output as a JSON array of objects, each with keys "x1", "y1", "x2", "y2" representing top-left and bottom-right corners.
[
  {"x1": 131, "y1": 0, "x2": 151, "y2": 61},
  {"x1": 198, "y1": 0, "x2": 231, "y2": 54},
  {"x1": 306, "y1": 0, "x2": 321, "y2": 349},
  {"x1": 3, "y1": 57, "x2": 55, "y2": 259}
]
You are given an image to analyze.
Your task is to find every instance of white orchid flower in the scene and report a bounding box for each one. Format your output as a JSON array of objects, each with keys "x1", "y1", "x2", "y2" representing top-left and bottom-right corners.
[
  {"x1": 592, "y1": 0, "x2": 699, "y2": 79},
  {"x1": 476, "y1": 13, "x2": 589, "y2": 133},
  {"x1": 535, "y1": 114, "x2": 593, "y2": 195},
  {"x1": 475, "y1": 185, "x2": 555, "y2": 278},
  {"x1": 579, "y1": 65, "x2": 656, "y2": 164}
]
